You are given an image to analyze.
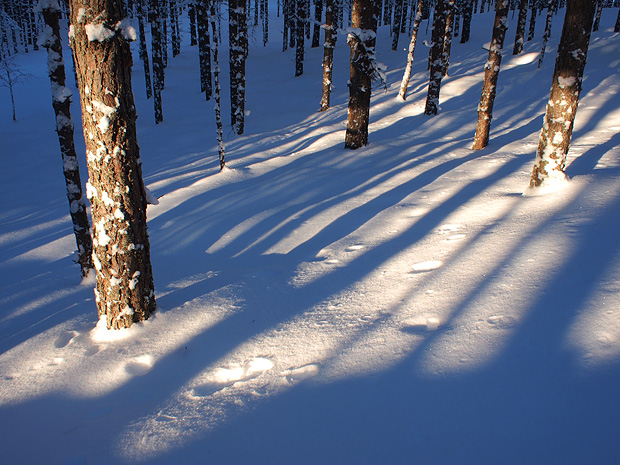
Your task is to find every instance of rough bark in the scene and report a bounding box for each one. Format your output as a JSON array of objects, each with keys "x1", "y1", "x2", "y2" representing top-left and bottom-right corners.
[
  {"x1": 229, "y1": 0, "x2": 246, "y2": 134},
  {"x1": 529, "y1": 0, "x2": 595, "y2": 189},
  {"x1": 320, "y1": 0, "x2": 335, "y2": 110},
  {"x1": 69, "y1": 0, "x2": 156, "y2": 329},
  {"x1": 398, "y1": 0, "x2": 424, "y2": 100},
  {"x1": 424, "y1": 0, "x2": 454, "y2": 115},
  {"x1": 150, "y1": 0, "x2": 164, "y2": 123},
  {"x1": 472, "y1": 0, "x2": 509, "y2": 150},
  {"x1": 344, "y1": 0, "x2": 378, "y2": 149},
  {"x1": 40, "y1": 0, "x2": 93, "y2": 277},
  {"x1": 513, "y1": 0, "x2": 528, "y2": 54}
]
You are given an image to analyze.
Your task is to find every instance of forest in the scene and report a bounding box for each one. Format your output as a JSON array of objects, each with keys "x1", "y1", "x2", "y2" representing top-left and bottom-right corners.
[{"x1": 1, "y1": 0, "x2": 620, "y2": 464}]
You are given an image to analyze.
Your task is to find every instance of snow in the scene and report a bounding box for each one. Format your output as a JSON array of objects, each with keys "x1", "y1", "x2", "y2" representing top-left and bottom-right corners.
[
  {"x1": 85, "y1": 23, "x2": 116, "y2": 42},
  {"x1": 1, "y1": 7, "x2": 620, "y2": 465}
]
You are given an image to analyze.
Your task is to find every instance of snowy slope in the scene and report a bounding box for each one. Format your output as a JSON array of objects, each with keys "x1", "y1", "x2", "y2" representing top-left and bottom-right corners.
[{"x1": 1, "y1": 5, "x2": 620, "y2": 465}]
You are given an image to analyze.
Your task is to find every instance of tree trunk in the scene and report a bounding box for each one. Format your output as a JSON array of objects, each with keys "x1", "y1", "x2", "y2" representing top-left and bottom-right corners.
[
  {"x1": 472, "y1": 0, "x2": 510, "y2": 150},
  {"x1": 229, "y1": 0, "x2": 246, "y2": 134},
  {"x1": 592, "y1": 1, "x2": 603, "y2": 32},
  {"x1": 460, "y1": 0, "x2": 473, "y2": 43},
  {"x1": 320, "y1": 0, "x2": 335, "y2": 110},
  {"x1": 527, "y1": 0, "x2": 537, "y2": 41},
  {"x1": 537, "y1": 0, "x2": 555, "y2": 68},
  {"x1": 197, "y1": 0, "x2": 212, "y2": 99},
  {"x1": 529, "y1": 0, "x2": 595, "y2": 189},
  {"x1": 208, "y1": 0, "x2": 226, "y2": 170},
  {"x1": 188, "y1": 2, "x2": 198, "y2": 46},
  {"x1": 295, "y1": 0, "x2": 305, "y2": 76},
  {"x1": 69, "y1": 0, "x2": 156, "y2": 329},
  {"x1": 40, "y1": 0, "x2": 93, "y2": 277},
  {"x1": 398, "y1": 0, "x2": 424, "y2": 100},
  {"x1": 312, "y1": 0, "x2": 323, "y2": 47},
  {"x1": 137, "y1": 0, "x2": 152, "y2": 99},
  {"x1": 442, "y1": 0, "x2": 455, "y2": 76},
  {"x1": 344, "y1": 0, "x2": 378, "y2": 149},
  {"x1": 615, "y1": 5, "x2": 620, "y2": 33},
  {"x1": 391, "y1": 0, "x2": 403, "y2": 51},
  {"x1": 424, "y1": 0, "x2": 454, "y2": 115},
  {"x1": 513, "y1": 0, "x2": 528, "y2": 54},
  {"x1": 150, "y1": 0, "x2": 164, "y2": 123},
  {"x1": 262, "y1": 0, "x2": 269, "y2": 46}
]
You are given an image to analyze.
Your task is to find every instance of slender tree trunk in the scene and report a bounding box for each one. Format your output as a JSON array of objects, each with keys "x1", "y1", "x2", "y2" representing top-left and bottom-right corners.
[
  {"x1": 391, "y1": 0, "x2": 403, "y2": 50},
  {"x1": 229, "y1": 0, "x2": 246, "y2": 133},
  {"x1": 537, "y1": 0, "x2": 555, "y2": 68},
  {"x1": 69, "y1": 0, "x2": 156, "y2": 329},
  {"x1": 137, "y1": 0, "x2": 152, "y2": 99},
  {"x1": 344, "y1": 0, "x2": 378, "y2": 149},
  {"x1": 529, "y1": 0, "x2": 595, "y2": 189},
  {"x1": 424, "y1": 0, "x2": 454, "y2": 115},
  {"x1": 262, "y1": 0, "x2": 269, "y2": 46},
  {"x1": 283, "y1": 0, "x2": 290, "y2": 49},
  {"x1": 527, "y1": 0, "x2": 537, "y2": 40},
  {"x1": 295, "y1": 0, "x2": 305, "y2": 76},
  {"x1": 312, "y1": 0, "x2": 323, "y2": 47},
  {"x1": 513, "y1": 0, "x2": 528, "y2": 54},
  {"x1": 320, "y1": 0, "x2": 335, "y2": 110},
  {"x1": 170, "y1": 0, "x2": 181, "y2": 57},
  {"x1": 189, "y1": 2, "x2": 198, "y2": 46},
  {"x1": 442, "y1": 0, "x2": 455, "y2": 76},
  {"x1": 150, "y1": 0, "x2": 164, "y2": 122},
  {"x1": 208, "y1": 0, "x2": 226, "y2": 170},
  {"x1": 40, "y1": 0, "x2": 93, "y2": 277},
  {"x1": 398, "y1": 0, "x2": 424, "y2": 100},
  {"x1": 460, "y1": 0, "x2": 473, "y2": 43},
  {"x1": 197, "y1": 0, "x2": 212, "y2": 99},
  {"x1": 592, "y1": 1, "x2": 603, "y2": 31},
  {"x1": 472, "y1": 0, "x2": 510, "y2": 150},
  {"x1": 615, "y1": 6, "x2": 620, "y2": 33}
]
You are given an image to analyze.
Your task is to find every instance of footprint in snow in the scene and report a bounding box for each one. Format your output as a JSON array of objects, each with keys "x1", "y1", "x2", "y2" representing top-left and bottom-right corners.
[
  {"x1": 281, "y1": 364, "x2": 320, "y2": 383},
  {"x1": 54, "y1": 331, "x2": 77, "y2": 349},
  {"x1": 125, "y1": 355, "x2": 154, "y2": 376},
  {"x1": 487, "y1": 315, "x2": 517, "y2": 329},
  {"x1": 190, "y1": 357, "x2": 274, "y2": 397}
]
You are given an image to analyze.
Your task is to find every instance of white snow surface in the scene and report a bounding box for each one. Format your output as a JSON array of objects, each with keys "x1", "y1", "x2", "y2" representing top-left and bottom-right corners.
[{"x1": 1, "y1": 7, "x2": 620, "y2": 465}]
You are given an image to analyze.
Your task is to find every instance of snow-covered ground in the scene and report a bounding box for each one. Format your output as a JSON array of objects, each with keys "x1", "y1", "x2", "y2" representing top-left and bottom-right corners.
[{"x1": 1, "y1": 5, "x2": 620, "y2": 465}]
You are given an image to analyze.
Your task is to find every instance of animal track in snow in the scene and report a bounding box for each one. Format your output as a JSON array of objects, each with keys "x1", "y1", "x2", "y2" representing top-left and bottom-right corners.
[
  {"x1": 281, "y1": 364, "x2": 320, "y2": 383},
  {"x1": 190, "y1": 357, "x2": 274, "y2": 397},
  {"x1": 486, "y1": 315, "x2": 517, "y2": 329}
]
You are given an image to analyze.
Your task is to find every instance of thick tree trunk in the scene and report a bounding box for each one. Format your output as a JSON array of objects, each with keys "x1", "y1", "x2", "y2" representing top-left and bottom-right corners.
[
  {"x1": 40, "y1": 0, "x2": 93, "y2": 277},
  {"x1": 424, "y1": 0, "x2": 454, "y2": 115},
  {"x1": 69, "y1": 0, "x2": 156, "y2": 329},
  {"x1": 320, "y1": 0, "x2": 335, "y2": 110},
  {"x1": 344, "y1": 0, "x2": 378, "y2": 149},
  {"x1": 513, "y1": 0, "x2": 528, "y2": 54},
  {"x1": 529, "y1": 0, "x2": 595, "y2": 189},
  {"x1": 472, "y1": 0, "x2": 510, "y2": 150},
  {"x1": 398, "y1": 0, "x2": 424, "y2": 100}
]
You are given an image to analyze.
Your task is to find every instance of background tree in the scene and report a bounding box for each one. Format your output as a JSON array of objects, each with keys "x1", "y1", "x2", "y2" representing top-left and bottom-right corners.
[
  {"x1": 70, "y1": 0, "x2": 156, "y2": 329},
  {"x1": 295, "y1": 0, "x2": 306, "y2": 76},
  {"x1": 0, "y1": 55, "x2": 30, "y2": 121},
  {"x1": 344, "y1": 0, "x2": 379, "y2": 149},
  {"x1": 197, "y1": 0, "x2": 212, "y2": 99},
  {"x1": 137, "y1": 0, "x2": 153, "y2": 99},
  {"x1": 39, "y1": 0, "x2": 93, "y2": 277},
  {"x1": 592, "y1": 1, "x2": 603, "y2": 32},
  {"x1": 229, "y1": 0, "x2": 247, "y2": 134},
  {"x1": 320, "y1": 0, "x2": 335, "y2": 110},
  {"x1": 460, "y1": 0, "x2": 474, "y2": 44},
  {"x1": 472, "y1": 0, "x2": 510, "y2": 150},
  {"x1": 529, "y1": 0, "x2": 596, "y2": 189},
  {"x1": 398, "y1": 0, "x2": 424, "y2": 100},
  {"x1": 208, "y1": 0, "x2": 226, "y2": 169},
  {"x1": 527, "y1": 0, "x2": 538, "y2": 41},
  {"x1": 513, "y1": 0, "x2": 528, "y2": 54},
  {"x1": 424, "y1": 0, "x2": 455, "y2": 115},
  {"x1": 150, "y1": 0, "x2": 165, "y2": 123},
  {"x1": 537, "y1": 0, "x2": 556, "y2": 68}
]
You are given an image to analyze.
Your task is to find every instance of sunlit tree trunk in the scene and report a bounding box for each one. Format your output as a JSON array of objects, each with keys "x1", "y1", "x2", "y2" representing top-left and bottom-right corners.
[
  {"x1": 40, "y1": 0, "x2": 93, "y2": 277},
  {"x1": 70, "y1": 0, "x2": 156, "y2": 329},
  {"x1": 344, "y1": 0, "x2": 378, "y2": 149},
  {"x1": 529, "y1": 0, "x2": 595, "y2": 189},
  {"x1": 398, "y1": 0, "x2": 424, "y2": 100},
  {"x1": 472, "y1": 0, "x2": 509, "y2": 150}
]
